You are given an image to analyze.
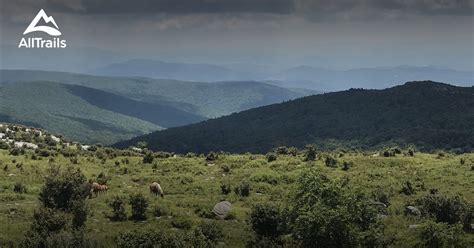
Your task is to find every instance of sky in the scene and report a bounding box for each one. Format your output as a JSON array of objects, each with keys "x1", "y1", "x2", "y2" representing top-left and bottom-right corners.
[{"x1": 0, "y1": 0, "x2": 473, "y2": 70}]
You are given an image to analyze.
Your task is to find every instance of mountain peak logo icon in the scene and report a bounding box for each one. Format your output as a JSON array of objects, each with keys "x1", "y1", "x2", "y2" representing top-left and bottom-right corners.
[{"x1": 23, "y1": 9, "x2": 61, "y2": 36}]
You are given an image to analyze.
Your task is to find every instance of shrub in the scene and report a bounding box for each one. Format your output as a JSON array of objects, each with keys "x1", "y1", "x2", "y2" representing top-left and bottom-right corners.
[
  {"x1": 274, "y1": 146, "x2": 289, "y2": 155},
  {"x1": 288, "y1": 169, "x2": 383, "y2": 247},
  {"x1": 109, "y1": 196, "x2": 127, "y2": 221},
  {"x1": 415, "y1": 193, "x2": 470, "y2": 226},
  {"x1": 171, "y1": 218, "x2": 193, "y2": 230},
  {"x1": 221, "y1": 164, "x2": 231, "y2": 173},
  {"x1": 342, "y1": 161, "x2": 352, "y2": 171},
  {"x1": 195, "y1": 205, "x2": 214, "y2": 219},
  {"x1": 224, "y1": 211, "x2": 236, "y2": 220},
  {"x1": 87, "y1": 145, "x2": 98, "y2": 152},
  {"x1": 22, "y1": 207, "x2": 69, "y2": 247},
  {"x1": 0, "y1": 141, "x2": 9, "y2": 150},
  {"x1": 152, "y1": 205, "x2": 168, "y2": 218},
  {"x1": 71, "y1": 200, "x2": 88, "y2": 229},
  {"x1": 70, "y1": 157, "x2": 78, "y2": 164},
  {"x1": 96, "y1": 172, "x2": 110, "y2": 185},
  {"x1": 129, "y1": 193, "x2": 148, "y2": 221},
  {"x1": 38, "y1": 149, "x2": 50, "y2": 157},
  {"x1": 234, "y1": 180, "x2": 251, "y2": 197},
  {"x1": 288, "y1": 147, "x2": 298, "y2": 156},
  {"x1": 9, "y1": 147, "x2": 24, "y2": 156},
  {"x1": 382, "y1": 150, "x2": 395, "y2": 157},
  {"x1": 44, "y1": 230, "x2": 97, "y2": 248},
  {"x1": 206, "y1": 151, "x2": 218, "y2": 162},
  {"x1": 266, "y1": 153, "x2": 277, "y2": 162},
  {"x1": 115, "y1": 230, "x2": 186, "y2": 248},
  {"x1": 249, "y1": 203, "x2": 283, "y2": 238},
  {"x1": 13, "y1": 182, "x2": 27, "y2": 194},
  {"x1": 246, "y1": 236, "x2": 284, "y2": 248},
  {"x1": 250, "y1": 173, "x2": 279, "y2": 185},
  {"x1": 220, "y1": 183, "x2": 232, "y2": 195},
  {"x1": 143, "y1": 152, "x2": 154, "y2": 164},
  {"x1": 39, "y1": 166, "x2": 89, "y2": 211},
  {"x1": 303, "y1": 144, "x2": 317, "y2": 161},
  {"x1": 197, "y1": 221, "x2": 223, "y2": 243},
  {"x1": 400, "y1": 181, "x2": 416, "y2": 195},
  {"x1": 372, "y1": 188, "x2": 391, "y2": 207},
  {"x1": 418, "y1": 221, "x2": 464, "y2": 248},
  {"x1": 324, "y1": 155, "x2": 337, "y2": 167}
]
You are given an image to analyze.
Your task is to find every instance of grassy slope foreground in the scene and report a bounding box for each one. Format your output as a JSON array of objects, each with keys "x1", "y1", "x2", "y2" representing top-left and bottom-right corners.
[
  {"x1": 116, "y1": 81, "x2": 474, "y2": 153},
  {"x1": 0, "y1": 82, "x2": 160, "y2": 144},
  {"x1": 0, "y1": 125, "x2": 472, "y2": 246}
]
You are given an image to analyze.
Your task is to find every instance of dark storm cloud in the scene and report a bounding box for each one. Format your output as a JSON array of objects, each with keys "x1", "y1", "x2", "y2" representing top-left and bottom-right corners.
[
  {"x1": 294, "y1": 0, "x2": 474, "y2": 19},
  {"x1": 2, "y1": 0, "x2": 472, "y2": 19},
  {"x1": 51, "y1": 0, "x2": 473, "y2": 16},
  {"x1": 49, "y1": 0, "x2": 295, "y2": 15}
]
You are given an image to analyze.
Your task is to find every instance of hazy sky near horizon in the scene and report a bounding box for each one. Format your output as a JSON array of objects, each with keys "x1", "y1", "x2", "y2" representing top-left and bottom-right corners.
[{"x1": 1, "y1": 0, "x2": 473, "y2": 70}]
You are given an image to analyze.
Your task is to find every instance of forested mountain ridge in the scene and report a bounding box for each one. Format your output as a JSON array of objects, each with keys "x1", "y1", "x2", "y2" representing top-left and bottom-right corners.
[
  {"x1": 0, "y1": 69, "x2": 312, "y2": 118},
  {"x1": 0, "y1": 81, "x2": 161, "y2": 144},
  {"x1": 115, "y1": 81, "x2": 474, "y2": 153}
]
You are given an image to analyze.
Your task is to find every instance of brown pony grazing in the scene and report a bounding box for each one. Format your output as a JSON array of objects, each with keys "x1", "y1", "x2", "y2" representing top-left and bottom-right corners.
[
  {"x1": 91, "y1": 182, "x2": 108, "y2": 197},
  {"x1": 149, "y1": 182, "x2": 164, "y2": 198}
]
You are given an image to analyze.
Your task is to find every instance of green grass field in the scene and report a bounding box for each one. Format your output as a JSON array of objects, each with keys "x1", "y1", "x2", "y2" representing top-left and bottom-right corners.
[{"x1": 0, "y1": 147, "x2": 472, "y2": 247}]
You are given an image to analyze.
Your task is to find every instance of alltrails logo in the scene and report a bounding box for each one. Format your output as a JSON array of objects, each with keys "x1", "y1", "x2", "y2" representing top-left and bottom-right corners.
[{"x1": 18, "y1": 9, "x2": 67, "y2": 48}]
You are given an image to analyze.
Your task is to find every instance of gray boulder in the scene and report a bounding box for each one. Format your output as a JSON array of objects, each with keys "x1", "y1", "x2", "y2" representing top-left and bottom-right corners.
[
  {"x1": 212, "y1": 201, "x2": 232, "y2": 219},
  {"x1": 405, "y1": 206, "x2": 421, "y2": 216}
]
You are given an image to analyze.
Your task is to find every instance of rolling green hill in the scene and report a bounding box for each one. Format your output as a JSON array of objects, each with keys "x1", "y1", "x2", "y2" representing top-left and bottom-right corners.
[
  {"x1": 0, "y1": 70, "x2": 312, "y2": 118},
  {"x1": 0, "y1": 81, "x2": 161, "y2": 144},
  {"x1": 115, "y1": 81, "x2": 474, "y2": 153},
  {"x1": 64, "y1": 84, "x2": 205, "y2": 128}
]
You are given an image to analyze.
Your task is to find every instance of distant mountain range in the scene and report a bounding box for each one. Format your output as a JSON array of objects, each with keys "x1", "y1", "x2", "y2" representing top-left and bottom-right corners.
[
  {"x1": 0, "y1": 70, "x2": 311, "y2": 144},
  {"x1": 268, "y1": 65, "x2": 474, "y2": 91},
  {"x1": 2, "y1": 51, "x2": 472, "y2": 91},
  {"x1": 91, "y1": 59, "x2": 473, "y2": 91},
  {"x1": 92, "y1": 59, "x2": 243, "y2": 82},
  {"x1": 0, "y1": 81, "x2": 160, "y2": 144},
  {"x1": 115, "y1": 81, "x2": 474, "y2": 153}
]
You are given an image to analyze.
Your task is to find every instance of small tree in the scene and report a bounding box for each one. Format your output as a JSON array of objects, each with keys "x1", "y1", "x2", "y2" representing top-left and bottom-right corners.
[
  {"x1": 197, "y1": 221, "x2": 223, "y2": 244},
  {"x1": 221, "y1": 183, "x2": 232, "y2": 195},
  {"x1": 266, "y1": 152, "x2": 277, "y2": 162},
  {"x1": 288, "y1": 147, "x2": 298, "y2": 156},
  {"x1": 129, "y1": 193, "x2": 148, "y2": 220},
  {"x1": 400, "y1": 181, "x2": 416, "y2": 195},
  {"x1": 39, "y1": 166, "x2": 89, "y2": 212},
  {"x1": 303, "y1": 144, "x2": 317, "y2": 161},
  {"x1": 109, "y1": 196, "x2": 127, "y2": 221},
  {"x1": 249, "y1": 204, "x2": 282, "y2": 238},
  {"x1": 342, "y1": 161, "x2": 352, "y2": 171},
  {"x1": 234, "y1": 180, "x2": 251, "y2": 197},
  {"x1": 22, "y1": 166, "x2": 91, "y2": 247},
  {"x1": 274, "y1": 146, "x2": 289, "y2": 155},
  {"x1": 143, "y1": 152, "x2": 154, "y2": 164},
  {"x1": 418, "y1": 221, "x2": 463, "y2": 248},
  {"x1": 206, "y1": 151, "x2": 218, "y2": 162},
  {"x1": 324, "y1": 155, "x2": 337, "y2": 167}
]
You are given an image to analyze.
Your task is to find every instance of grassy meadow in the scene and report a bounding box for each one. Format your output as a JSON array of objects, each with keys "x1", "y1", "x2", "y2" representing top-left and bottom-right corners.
[{"x1": 0, "y1": 144, "x2": 472, "y2": 247}]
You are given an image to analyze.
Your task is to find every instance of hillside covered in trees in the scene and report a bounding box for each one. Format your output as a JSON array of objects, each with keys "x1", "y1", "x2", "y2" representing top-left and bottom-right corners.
[
  {"x1": 0, "y1": 70, "x2": 313, "y2": 144},
  {"x1": 0, "y1": 70, "x2": 313, "y2": 119},
  {"x1": 116, "y1": 81, "x2": 474, "y2": 153}
]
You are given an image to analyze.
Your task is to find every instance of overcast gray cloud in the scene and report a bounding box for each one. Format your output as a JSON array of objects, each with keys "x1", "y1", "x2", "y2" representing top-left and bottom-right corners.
[
  {"x1": 2, "y1": 0, "x2": 473, "y2": 18},
  {"x1": 1, "y1": 0, "x2": 473, "y2": 71}
]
